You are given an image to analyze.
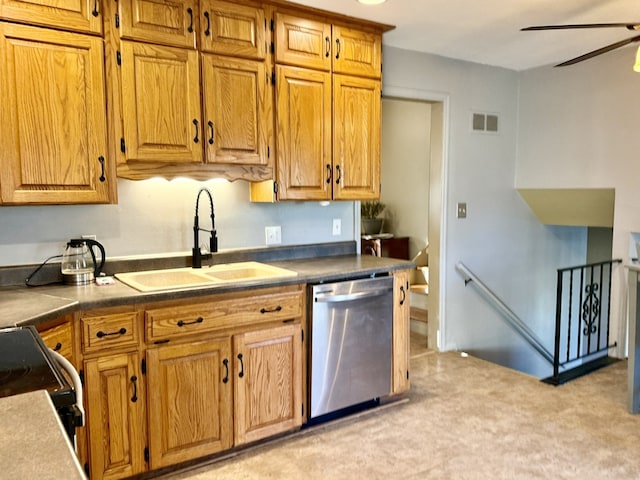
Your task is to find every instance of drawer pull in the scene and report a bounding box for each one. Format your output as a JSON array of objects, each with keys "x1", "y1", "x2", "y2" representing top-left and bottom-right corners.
[
  {"x1": 222, "y1": 358, "x2": 229, "y2": 384},
  {"x1": 177, "y1": 316, "x2": 204, "y2": 327},
  {"x1": 399, "y1": 285, "x2": 406, "y2": 306},
  {"x1": 187, "y1": 7, "x2": 194, "y2": 33},
  {"x1": 53, "y1": 342, "x2": 62, "y2": 352},
  {"x1": 237, "y1": 353, "x2": 244, "y2": 378},
  {"x1": 260, "y1": 305, "x2": 282, "y2": 314},
  {"x1": 96, "y1": 327, "x2": 126, "y2": 338},
  {"x1": 204, "y1": 11, "x2": 211, "y2": 36},
  {"x1": 130, "y1": 375, "x2": 138, "y2": 402}
]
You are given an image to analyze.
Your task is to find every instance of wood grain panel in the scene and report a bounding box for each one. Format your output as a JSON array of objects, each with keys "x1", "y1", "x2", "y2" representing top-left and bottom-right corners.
[
  {"x1": 332, "y1": 25, "x2": 381, "y2": 79},
  {"x1": 118, "y1": 0, "x2": 196, "y2": 48},
  {"x1": 234, "y1": 323, "x2": 302, "y2": 445},
  {"x1": 200, "y1": 0, "x2": 265, "y2": 59},
  {"x1": 84, "y1": 352, "x2": 146, "y2": 480},
  {"x1": 275, "y1": 12, "x2": 330, "y2": 71},
  {"x1": 275, "y1": 65, "x2": 331, "y2": 200},
  {"x1": 0, "y1": 0, "x2": 102, "y2": 34},
  {"x1": 146, "y1": 339, "x2": 232, "y2": 469},
  {"x1": 81, "y1": 311, "x2": 140, "y2": 354},
  {"x1": 392, "y1": 269, "x2": 411, "y2": 394}
]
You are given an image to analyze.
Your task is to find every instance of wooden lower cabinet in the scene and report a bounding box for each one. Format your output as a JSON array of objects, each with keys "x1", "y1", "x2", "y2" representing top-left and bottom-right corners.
[
  {"x1": 84, "y1": 352, "x2": 147, "y2": 480},
  {"x1": 146, "y1": 338, "x2": 233, "y2": 470},
  {"x1": 392, "y1": 269, "x2": 411, "y2": 394},
  {"x1": 234, "y1": 323, "x2": 303, "y2": 445}
]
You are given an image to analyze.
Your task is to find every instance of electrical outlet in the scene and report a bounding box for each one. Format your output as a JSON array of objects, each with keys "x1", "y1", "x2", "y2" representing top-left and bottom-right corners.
[
  {"x1": 456, "y1": 202, "x2": 467, "y2": 219},
  {"x1": 332, "y1": 218, "x2": 341, "y2": 236},
  {"x1": 265, "y1": 226, "x2": 281, "y2": 245}
]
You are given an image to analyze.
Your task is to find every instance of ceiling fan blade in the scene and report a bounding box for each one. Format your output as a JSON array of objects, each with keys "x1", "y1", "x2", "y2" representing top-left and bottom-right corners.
[
  {"x1": 555, "y1": 34, "x2": 640, "y2": 66},
  {"x1": 522, "y1": 23, "x2": 640, "y2": 31}
]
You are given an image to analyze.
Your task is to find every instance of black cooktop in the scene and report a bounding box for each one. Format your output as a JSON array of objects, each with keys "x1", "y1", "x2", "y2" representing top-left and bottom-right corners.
[{"x1": 0, "y1": 326, "x2": 75, "y2": 409}]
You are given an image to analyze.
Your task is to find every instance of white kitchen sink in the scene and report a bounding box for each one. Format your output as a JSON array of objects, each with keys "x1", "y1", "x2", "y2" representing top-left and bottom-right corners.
[{"x1": 115, "y1": 261, "x2": 297, "y2": 292}]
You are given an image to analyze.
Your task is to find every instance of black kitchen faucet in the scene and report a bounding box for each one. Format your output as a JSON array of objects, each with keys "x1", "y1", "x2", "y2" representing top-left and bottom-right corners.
[{"x1": 192, "y1": 187, "x2": 218, "y2": 268}]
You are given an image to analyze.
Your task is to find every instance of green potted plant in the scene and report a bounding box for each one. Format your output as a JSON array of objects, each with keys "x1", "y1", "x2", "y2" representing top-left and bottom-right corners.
[{"x1": 361, "y1": 201, "x2": 385, "y2": 235}]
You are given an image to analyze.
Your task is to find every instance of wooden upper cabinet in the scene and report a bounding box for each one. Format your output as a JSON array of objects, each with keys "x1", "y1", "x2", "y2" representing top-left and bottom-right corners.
[
  {"x1": 234, "y1": 323, "x2": 303, "y2": 445},
  {"x1": 0, "y1": 0, "x2": 102, "y2": 34},
  {"x1": 146, "y1": 339, "x2": 233, "y2": 469},
  {"x1": 200, "y1": 0, "x2": 266, "y2": 59},
  {"x1": 0, "y1": 23, "x2": 113, "y2": 205},
  {"x1": 202, "y1": 54, "x2": 270, "y2": 165},
  {"x1": 333, "y1": 74, "x2": 381, "y2": 200},
  {"x1": 275, "y1": 65, "x2": 331, "y2": 200},
  {"x1": 275, "y1": 12, "x2": 331, "y2": 71},
  {"x1": 332, "y1": 25, "x2": 381, "y2": 79},
  {"x1": 120, "y1": 40, "x2": 203, "y2": 163},
  {"x1": 118, "y1": 0, "x2": 197, "y2": 48}
]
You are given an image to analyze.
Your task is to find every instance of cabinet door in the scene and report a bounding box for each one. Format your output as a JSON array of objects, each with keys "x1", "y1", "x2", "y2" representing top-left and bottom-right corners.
[
  {"x1": 200, "y1": 0, "x2": 265, "y2": 59},
  {"x1": 0, "y1": 0, "x2": 102, "y2": 34},
  {"x1": 275, "y1": 65, "x2": 331, "y2": 200},
  {"x1": 146, "y1": 339, "x2": 232, "y2": 469},
  {"x1": 202, "y1": 54, "x2": 270, "y2": 165},
  {"x1": 333, "y1": 74, "x2": 380, "y2": 200},
  {"x1": 120, "y1": 41, "x2": 203, "y2": 163},
  {"x1": 0, "y1": 23, "x2": 112, "y2": 205},
  {"x1": 332, "y1": 26, "x2": 381, "y2": 79},
  {"x1": 275, "y1": 12, "x2": 331, "y2": 71},
  {"x1": 84, "y1": 352, "x2": 147, "y2": 480},
  {"x1": 118, "y1": 0, "x2": 197, "y2": 48},
  {"x1": 234, "y1": 323, "x2": 303, "y2": 445},
  {"x1": 392, "y1": 269, "x2": 411, "y2": 394}
]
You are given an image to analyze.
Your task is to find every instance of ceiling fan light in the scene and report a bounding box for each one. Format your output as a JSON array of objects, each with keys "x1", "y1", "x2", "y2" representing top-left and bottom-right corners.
[
  {"x1": 357, "y1": 0, "x2": 387, "y2": 4},
  {"x1": 634, "y1": 46, "x2": 640, "y2": 72}
]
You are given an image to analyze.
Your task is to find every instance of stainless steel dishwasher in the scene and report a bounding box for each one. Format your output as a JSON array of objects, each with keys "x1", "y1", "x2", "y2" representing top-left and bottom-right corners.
[{"x1": 309, "y1": 275, "x2": 393, "y2": 419}]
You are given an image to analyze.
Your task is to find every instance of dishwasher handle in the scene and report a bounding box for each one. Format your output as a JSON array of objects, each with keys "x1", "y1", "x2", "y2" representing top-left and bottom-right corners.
[{"x1": 314, "y1": 287, "x2": 392, "y2": 304}]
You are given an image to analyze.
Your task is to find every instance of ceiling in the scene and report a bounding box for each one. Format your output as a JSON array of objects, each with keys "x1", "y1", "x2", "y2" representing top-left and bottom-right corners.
[{"x1": 287, "y1": 0, "x2": 640, "y2": 71}]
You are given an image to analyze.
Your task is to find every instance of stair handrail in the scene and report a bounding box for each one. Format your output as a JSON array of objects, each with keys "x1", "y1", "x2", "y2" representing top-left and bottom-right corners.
[{"x1": 455, "y1": 262, "x2": 554, "y2": 365}]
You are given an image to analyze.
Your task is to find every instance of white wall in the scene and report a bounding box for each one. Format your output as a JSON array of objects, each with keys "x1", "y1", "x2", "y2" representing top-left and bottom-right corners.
[
  {"x1": 517, "y1": 45, "x2": 640, "y2": 355},
  {"x1": 381, "y1": 97, "x2": 431, "y2": 257},
  {"x1": 0, "y1": 179, "x2": 356, "y2": 266},
  {"x1": 383, "y1": 47, "x2": 587, "y2": 377}
]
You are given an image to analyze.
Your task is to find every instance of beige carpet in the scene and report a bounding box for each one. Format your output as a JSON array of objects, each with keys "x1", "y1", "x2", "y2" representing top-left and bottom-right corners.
[{"x1": 161, "y1": 337, "x2": 640, "y2": 479}]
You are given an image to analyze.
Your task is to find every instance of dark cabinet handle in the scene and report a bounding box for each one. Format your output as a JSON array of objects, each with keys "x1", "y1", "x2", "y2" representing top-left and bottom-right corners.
[
  {"x1": 335, "y1": 164, "x2": 341, "y2": 185},
  {"x1": 204, "y1": 11, "x2": 211, "y2": 36},
  {"x1": 92, "y1": 0, "x2": 98, "y2": 17},
  {"x1": 222, "y1": 358, "x2": 229, "y2": 384},
  {"x1": 208, "y1": 121, "x2": 215, "y2": 145},
  {"x1": 326, "y1": 164, "x2": 332, "y2": 184},
  {"x1": 260, "y1": 305, "x2": 282, "y2": 314},
  {"x1": 130, "y1": 375, "x2": 138, "y2": 402},
  {"x1": 325, "y1": 36, "x2": 330, "y2": 57},
  {"x1": 335, "y1": 38, "x2": 341, "y2": 60},
  {"x1": 98, "y1": 156, "x2": 106, "y2": 182},
  {"x1": 193, "y1": 119, "x2": 199, "y2": 143},
  {"x1": 96, "y1": 327, "x2": 126, "y2": 338},
  {"x1": 53, "y1": 342, "x2": 62, "y2": 352},
  {"x1": 177, "y1": 316, "x2": 204, "y2": 327},
  {"x1": 399, "y1": 285, "x2": 406, "y2": 306},
  {"x1": 187, "y1": 7, "x2": 194, "y2": 33},
  {"x1": 237, "y1": 353, "x2": 244, "y2": 378}
]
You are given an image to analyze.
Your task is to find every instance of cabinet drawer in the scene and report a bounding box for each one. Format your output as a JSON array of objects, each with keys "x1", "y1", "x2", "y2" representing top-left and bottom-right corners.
[
  {"x1": 146, "y1": 285, "x2": 304, "y2": 342},
  {"x1": 38, "y1": 321, "x2": 73, "y2": 361},
  {"x1": 81, "y1": 312, "x2": 139, "y2": 354}
]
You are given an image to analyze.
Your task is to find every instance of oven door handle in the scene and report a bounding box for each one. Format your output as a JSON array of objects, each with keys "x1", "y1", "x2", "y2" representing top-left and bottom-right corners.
[{"x1": 314, "y1": 287, "x2": 392, "y2": 303}]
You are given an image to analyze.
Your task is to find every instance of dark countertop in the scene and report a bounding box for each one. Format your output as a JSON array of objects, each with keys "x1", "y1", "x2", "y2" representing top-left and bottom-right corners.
[
  {"x1": 0, "y1": 390, "x2": 86, "y2": 479},
  {"x1": 1, "y1": 252, "x2": 413, "y2": 328}
]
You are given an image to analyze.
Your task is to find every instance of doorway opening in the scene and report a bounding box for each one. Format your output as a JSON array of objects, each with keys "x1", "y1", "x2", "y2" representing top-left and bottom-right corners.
[{"x1": 381, "y1": 89, "x2": 448, "y2": 352}]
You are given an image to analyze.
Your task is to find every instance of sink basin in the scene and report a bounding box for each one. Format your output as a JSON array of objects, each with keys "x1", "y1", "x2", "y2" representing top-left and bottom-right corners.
[{"x1": 115, "y1": 261, "x2": 297, "y2": 292}]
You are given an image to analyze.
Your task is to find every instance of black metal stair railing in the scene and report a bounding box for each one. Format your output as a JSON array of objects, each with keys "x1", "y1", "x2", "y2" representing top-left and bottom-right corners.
[{"x1": 544, "y1": 259, "x2": 622, "y2": 385}]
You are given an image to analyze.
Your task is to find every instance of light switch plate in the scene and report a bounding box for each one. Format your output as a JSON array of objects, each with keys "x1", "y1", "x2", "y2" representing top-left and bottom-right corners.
[
  {"x1": 457, "y1": 202, "x2": 467, "y2": 219},
  {"x1": 265, "y1": 226, "x2": 281, "y2": 245},
  {"x1": 332, "y1": 218, "x2": 341, "y2": 236}
]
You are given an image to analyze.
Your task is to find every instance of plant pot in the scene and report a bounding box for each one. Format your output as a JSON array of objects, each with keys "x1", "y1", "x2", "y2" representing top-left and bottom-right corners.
[{"x1": 362, "y1": 218, "x2": 383, "y2": 235}]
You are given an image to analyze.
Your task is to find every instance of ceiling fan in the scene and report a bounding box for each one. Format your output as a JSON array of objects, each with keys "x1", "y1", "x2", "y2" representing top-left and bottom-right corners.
[{"x1": 521, "y1": 23, "x2": 640, "y2": 67}]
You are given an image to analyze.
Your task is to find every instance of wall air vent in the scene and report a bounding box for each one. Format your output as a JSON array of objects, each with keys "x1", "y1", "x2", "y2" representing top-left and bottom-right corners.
[{"x1": 471, "y1": 112, "x2": 499, "y2": 133}]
